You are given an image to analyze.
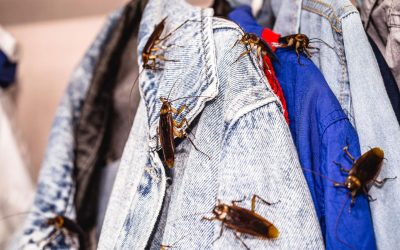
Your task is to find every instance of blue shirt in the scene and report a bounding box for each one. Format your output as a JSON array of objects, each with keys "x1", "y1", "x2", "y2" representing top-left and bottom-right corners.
[{"x1": 229, "y1": 6, "x2": 377, "y2": 250}]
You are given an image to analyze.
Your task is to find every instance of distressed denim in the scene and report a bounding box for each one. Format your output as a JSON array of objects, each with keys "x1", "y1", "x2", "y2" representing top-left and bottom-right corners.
[
  {"x1": 361, "y1": 0, "x2": 400, "y2": 90},
  {"x1": 98, "y1": 0, "x2": 324, "y2": 249},
  {"x1": 254, "y1": 0, "x2": 400, "y2": 249},
  {"x1": 9, "y1": 9, "x2": 124, "y2": 250}
]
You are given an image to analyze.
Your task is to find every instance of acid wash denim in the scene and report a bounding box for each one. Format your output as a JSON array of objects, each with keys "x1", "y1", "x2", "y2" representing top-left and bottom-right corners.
[
  {"x1": 98, "y1": 0, "x2": 324, "y2": 249},
  {"x1": 8, "y1": 9, "x2": 124, "y2": 250},
  {"x1": 228, "y1": 0, "x2": 400, "y2": 249}
]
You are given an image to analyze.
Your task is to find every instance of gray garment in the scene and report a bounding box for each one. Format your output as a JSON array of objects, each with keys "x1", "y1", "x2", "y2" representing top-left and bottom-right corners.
[
  {"x1": 96, "y1": 160, "x2": 120, "y2": 238},
  {"x1": 98, "y1": 0, "x2": 324, "y2": 249},
  {"x1": 361, "y1": 0, "x2": 400, "y2": 90},
  {"x1": 106, "y1": 32, "x2": 141, "y2": 163}
]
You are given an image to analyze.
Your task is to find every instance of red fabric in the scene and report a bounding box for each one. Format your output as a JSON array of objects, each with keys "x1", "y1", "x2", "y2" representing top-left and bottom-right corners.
[{"x1": 261, "y1": 28, "x2": 289, "y2": 123}]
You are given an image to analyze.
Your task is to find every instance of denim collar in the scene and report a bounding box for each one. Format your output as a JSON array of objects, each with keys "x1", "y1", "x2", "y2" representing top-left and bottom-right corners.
[{"x1": 138, "y1": 0, "x2": 219, "y2": 150}]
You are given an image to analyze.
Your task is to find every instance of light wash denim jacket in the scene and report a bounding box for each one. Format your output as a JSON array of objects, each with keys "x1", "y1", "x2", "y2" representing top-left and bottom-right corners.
[
  {"x1": 230, "y1": 0, "x2": 400, "y2": 249},
  {"x1": 9, "y1": 9, "x2": 124, "y2": 250},
  {"x1": 98, "y1": 0, "x2": 324, "y2": 249}
]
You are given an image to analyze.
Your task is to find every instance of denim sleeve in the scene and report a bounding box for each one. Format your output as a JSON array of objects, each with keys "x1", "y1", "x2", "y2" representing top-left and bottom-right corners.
[
  {"x1": 217, "y1": 101, "x2": 325, "y2": 248},
  {"x1": 342, "y1": 13, "x2": 400, "y2": 250},
  {"x1": 9, "y1": 10, "x2": 123, "y2": 249}
]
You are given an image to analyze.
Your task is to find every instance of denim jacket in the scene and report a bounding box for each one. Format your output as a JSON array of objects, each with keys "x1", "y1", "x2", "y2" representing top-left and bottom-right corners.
[
  {"x1": 229, "y1": 0, "x2": 400, "y2": 249},
  {"x1": 98, "y1": 0, "x2": 324, "y2": 249},
  {"x1": 10, "y1": 9, "x2": 124, "y2": 250}
]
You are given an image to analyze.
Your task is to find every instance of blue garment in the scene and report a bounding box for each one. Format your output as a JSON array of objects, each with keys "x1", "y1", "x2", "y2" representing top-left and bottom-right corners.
[
  {"x1": 0, "y1": 50, "x2": 17, "y2": 88},
  {"x1": 228, "y1": 5, "x2": 263, "y2": 36},
  {"x1": 229, "y1": 7, "x2": 376, "y2": 250}
]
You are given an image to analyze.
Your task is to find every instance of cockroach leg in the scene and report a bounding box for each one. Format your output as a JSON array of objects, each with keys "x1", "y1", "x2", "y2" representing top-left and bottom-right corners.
[
  {"x1": 373, "y1": 176, "x2": 397, "y2": 186},
  {"x1": 201, "y1": 216, "x2": 218, "y2": 222},
  {"x1": 251, "y1": 194, "x2": 279, "y2": 212},
  {"x1": 231, "y1": 49, "x2": 252, "y2": 65},
  {"x1": 367, "y1": 194, "x2": 377, "y2": 202},
  {"x1": 233, "y1": 232, "x2": 250, "y2": 250},
  {"x1": 185, "y1": 135, "x2": 211, "y2": 159},
  {"x1": 161, "y1": 43, "x2": 184, "y2": 50},
  {"x1": 333, "y1": 161, "x2": 350, "y2": 173},
  {"x1": 173, "y1": 118, "x2": 188, "y2": 129},
  {"x1": 171, "y1": 104, "x2": 188, "y2": 115},
  {"x1": 36, "y1": 228, "x2": 58, "y2": 247},
  {"x1": 231, "y1": 196, "x2": 246, "y2": 206},
  {"x1": 343, "y1": 145, "x2": 356, "y2": 162},
  {"x1": 212, "y1": 223, "x2": 225, "y2": 244}
]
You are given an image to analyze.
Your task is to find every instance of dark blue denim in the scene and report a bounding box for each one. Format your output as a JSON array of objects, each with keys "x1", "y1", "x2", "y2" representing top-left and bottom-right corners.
[
  {"x1": 367, "y1": 35, "x2": 400, "y2": 125},
  {"x1": 229, "y1": 6, "x2": 376, "y2": 250},
  {"x1": 0, "y1": 50, "x2": 16, "y2": 88}
]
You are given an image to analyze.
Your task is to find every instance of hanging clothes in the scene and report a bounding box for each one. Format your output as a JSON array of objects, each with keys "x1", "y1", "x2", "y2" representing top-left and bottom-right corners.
[
  {"x1": 229, "y1": 5, "x2": 376, "y2": 250},
  {"x1": 98, "y1": 0, "x2": 324, "y2": 249},
  {"x1": 361, "y1": 0, "x2": 400, "y2": 90},
  {"x1": 249, "y1": 1, "x2": 400, "y2": 249}
]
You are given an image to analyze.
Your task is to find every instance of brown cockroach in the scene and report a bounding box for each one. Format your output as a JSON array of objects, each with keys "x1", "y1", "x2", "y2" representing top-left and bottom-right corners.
[
  {"x1": 202, "y1": 194, "x2": 279, "y2": 250},
  {"x1": 157, "y1": 79, "x2": 210, "y2": 168},
  {"x1": 130, "y1": 17, "x2": 198, "y2": 121},
  {"x1": 141, "y1": 17, "x2": 198, "y2": 71},
  {"x1": 232, "y1": 33, "x2": 277, "y2": 65},
  {"x1": 277, "y1": 33, "x2": 334, "y2": 64},
  {"x1": 0, "y1": 212, "x2": 85, "y2": 249},
  {"x1": 332, "y1": 146, "x2": 396, "y2": 205},
  {"x1": 35, "y1": 215, "x2": 86, "y2": 250}
]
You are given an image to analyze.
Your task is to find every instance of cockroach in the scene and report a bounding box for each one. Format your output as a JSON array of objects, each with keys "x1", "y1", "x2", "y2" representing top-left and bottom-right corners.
[
  {"x1": 231, "y1": 33, "x2": 277, "y2": 65},
  {"x1": 332, "y1": 146, "x2": 396, "y2": 205},
  {"x1": 130, "y1": 17, "x2": 198, "y2": 120},
  {"x1": 303, "y1": 145, "x2": 396, "y2": 249},
  {"x1": 157, "y1": 78, "x2": 210, "y2": 168},
  {"x1": 276, "y1": 33, "x2": 334, "y2": 64},
  {"x1": 202, "y1": 194, "x2": 279, "y2": 250},
  {"x1": 140, "y1": 17, "x2": 197, "y2": 73},
  {"x1": 35, "y1": 215, "x2": 86, "y2": 250},
  {"x1": 0, "y1": 212, "x2": 85, "y2": 249}
]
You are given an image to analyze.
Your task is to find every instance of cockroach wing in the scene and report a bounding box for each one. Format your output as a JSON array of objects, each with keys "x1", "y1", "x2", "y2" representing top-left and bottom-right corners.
[
  {"x1": 61, "y1": 217, "x2": 86, "y2": 250},
  {"x1": 159, "y1": 112, "x2": 175, "y2": 168},
  {"x1": 143, "y1": 18, "x2": 166, "y2": 54},
  {"x1": 352, "y1": 148, "x2": 384, "y2": 185},
  {"x1": 224, "y1": 206, "x2": 279, "y2": 239}
]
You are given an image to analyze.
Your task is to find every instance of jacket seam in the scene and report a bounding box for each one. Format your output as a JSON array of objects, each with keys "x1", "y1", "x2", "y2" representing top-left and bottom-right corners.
[
  {"x1": 224, "y1": 96, "x2": 279, "y2": 139},
  {"x1": 319, "y1": 109, "x2": 349, "y2": 139}
]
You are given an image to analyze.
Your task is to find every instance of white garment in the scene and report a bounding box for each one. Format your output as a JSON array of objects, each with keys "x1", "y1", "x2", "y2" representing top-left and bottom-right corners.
[
  {"x1": 0, "y1": 100, "x2": 33, "y2": 248},
  {"x1": 0, "y1": 26, "x2": 19, "y2": 62}
]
